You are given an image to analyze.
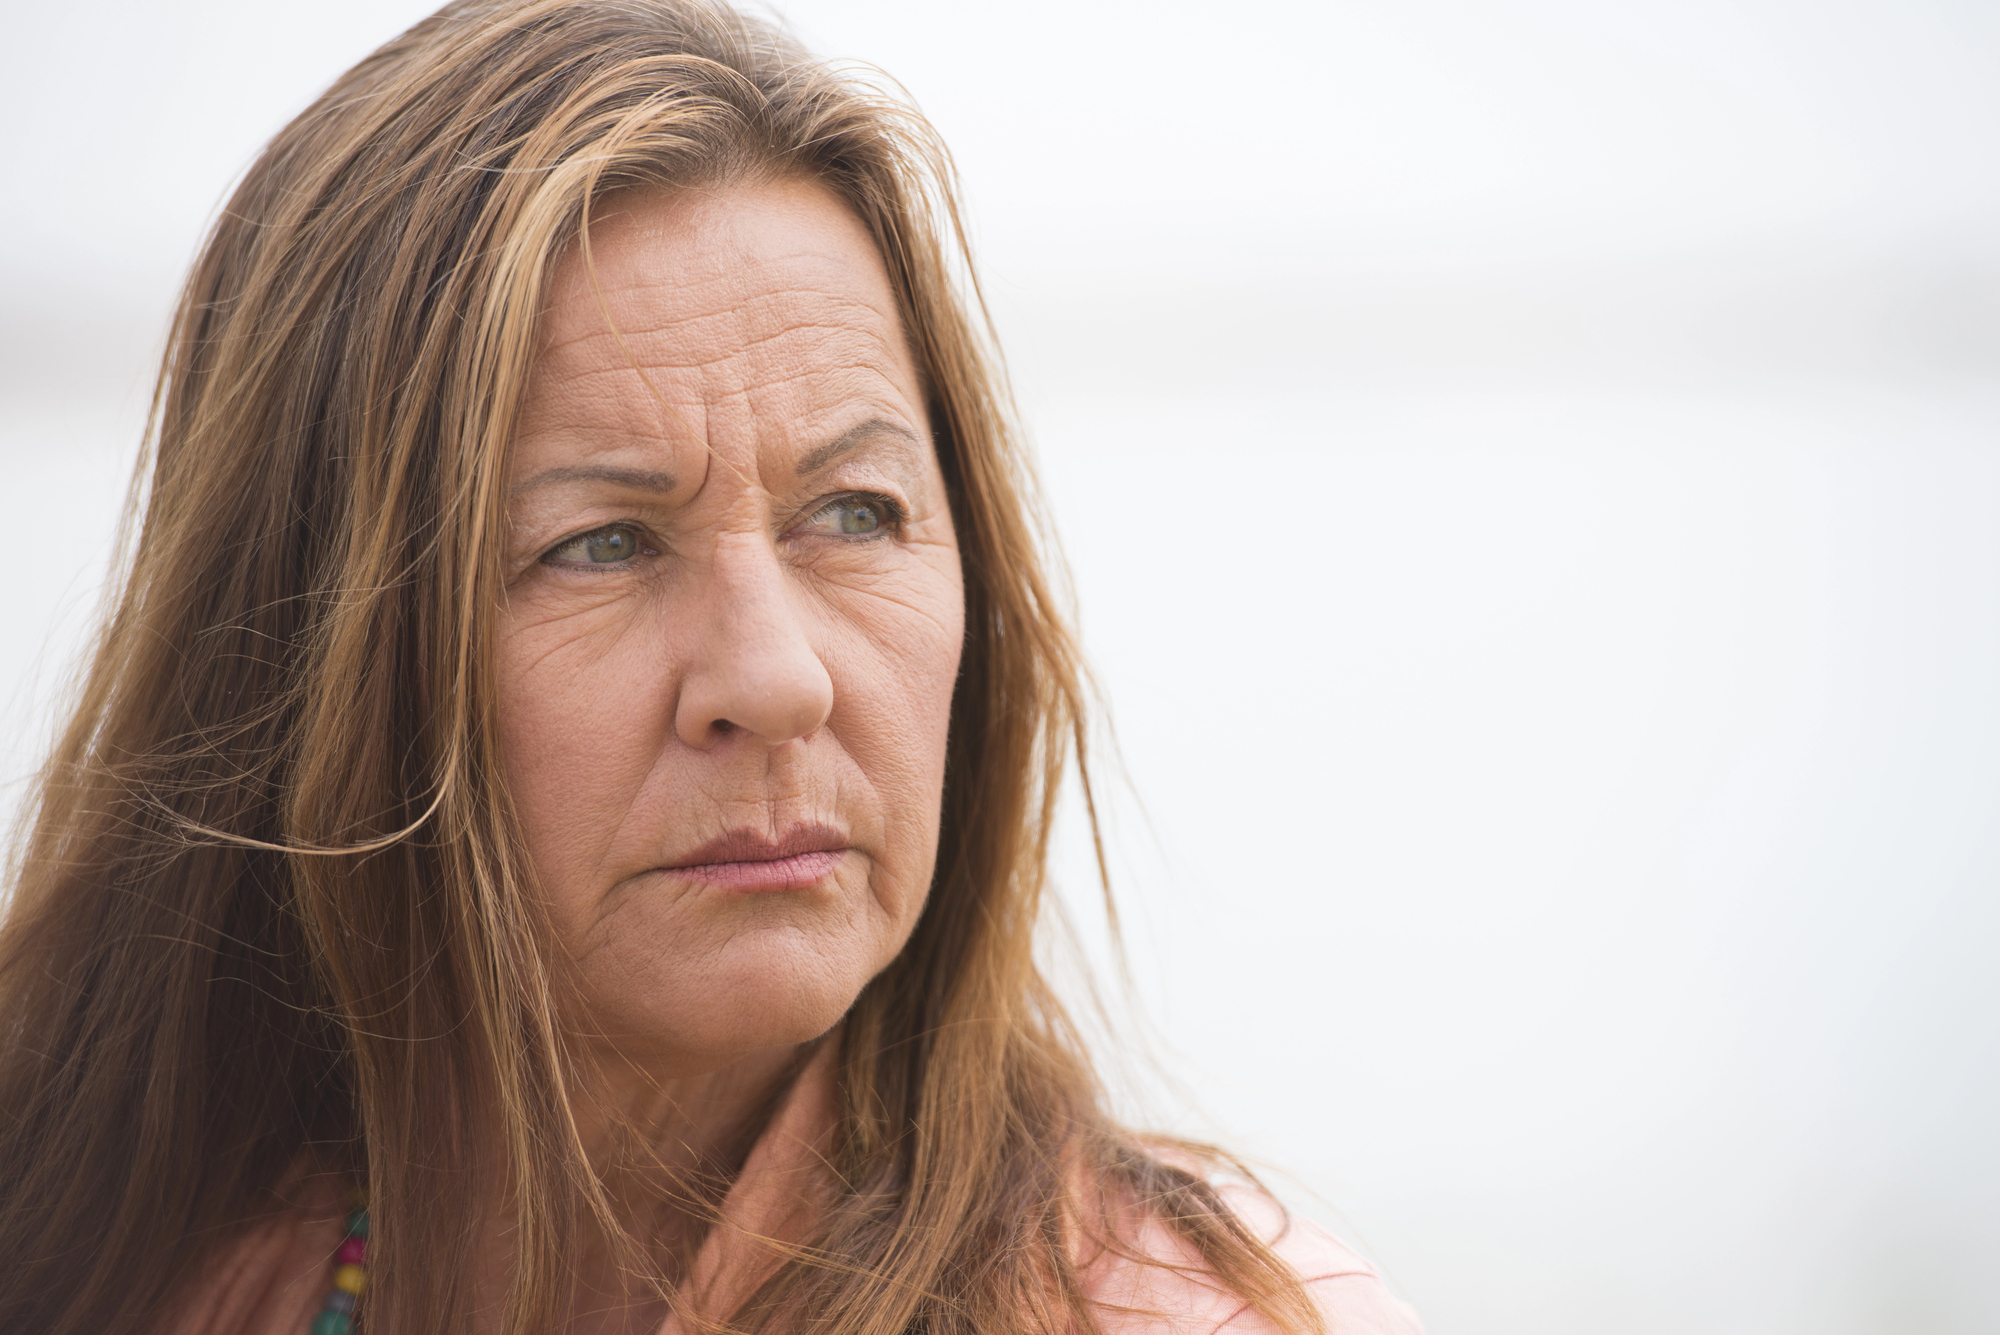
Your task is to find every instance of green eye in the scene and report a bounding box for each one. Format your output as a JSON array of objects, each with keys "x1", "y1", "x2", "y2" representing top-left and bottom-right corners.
[
  {"x1": 806, "y1": 495, "x2": 897, "y2": 537},
  {"x1": 833, "y1": 500, "x2": 883, "y2": 534},
  {"x1": 547, "y1": 524, "x2": 645, "y2": 566}
]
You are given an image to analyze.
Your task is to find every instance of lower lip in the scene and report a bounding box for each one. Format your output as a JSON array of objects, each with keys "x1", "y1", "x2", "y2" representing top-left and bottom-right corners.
[{"x1": 668, "y1": 849, "x2": 845, "y2": 891}]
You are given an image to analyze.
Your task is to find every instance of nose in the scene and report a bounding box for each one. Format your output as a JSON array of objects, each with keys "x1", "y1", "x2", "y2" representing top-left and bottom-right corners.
[{"x1": 672, "y1": 533, "x2": 834, "y2": 750}]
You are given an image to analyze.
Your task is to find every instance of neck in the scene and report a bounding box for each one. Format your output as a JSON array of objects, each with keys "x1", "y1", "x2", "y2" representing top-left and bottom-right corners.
[
  {"x1": 577, "y1": 1039, "x2": 810, "y2": 1190},
  {"x1": 474, "y1": 1040, "x2": 817, "y2": 1335}
]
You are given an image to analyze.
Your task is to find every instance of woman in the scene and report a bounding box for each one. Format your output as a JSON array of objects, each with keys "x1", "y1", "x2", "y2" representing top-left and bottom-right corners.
[{"x1": 0, "y1": 2, "x2": 1423, "y2": 1333}]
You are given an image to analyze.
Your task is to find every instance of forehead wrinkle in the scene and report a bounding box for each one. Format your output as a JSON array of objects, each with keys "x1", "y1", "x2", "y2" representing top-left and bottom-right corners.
[
  {"x1": 529, "y1": 246, "x2": 919, "y2": 482},
  {"x1": 511, "y1": 416, "x2": 688, "y2": 462},
  {"x1": 646, "y1": 289, "x2": 903, "y2": 363},
  {"x1": 528, "y1": 317, "x2": 912, "y2": 411},
  {"x1": 593, "y1": 244, "x2": 884, "y2": 304},
  {"x1": 538, "y1": 336, "x2": 907, "y2": 441},
  {"x1": 536, "y1": 351, "x2": 897, "y2": 436},
  {"x1": 735, "y1": 365, "x2": 924, "y2": 450},
  {"x1": 540, "y1": 312, "x2": 898, "y2": 391},
  {"x1": 536, "y1": 304, "x2": 720, "y2": 363},
  {"x1": 546, "y1": 259, "x2": 895, "y2": 349},
  {"x1": 516, "y1": 367, "x2": 693, "y2": 450}
]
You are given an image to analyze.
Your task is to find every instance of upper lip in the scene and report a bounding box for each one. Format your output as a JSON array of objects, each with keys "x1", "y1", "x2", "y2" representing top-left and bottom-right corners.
[{"x1": 665, "y1": 823, "x2": 849, "y2": 868}]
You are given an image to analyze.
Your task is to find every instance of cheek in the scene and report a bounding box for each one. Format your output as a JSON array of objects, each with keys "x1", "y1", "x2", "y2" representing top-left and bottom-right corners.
[
  {"x1": 493, "y1": 599, "x2": 676, "y2": 915},
  {"x1": 819, "y1": 563, "x2": 965, "y2": 901},
  {"x1": 833, "y1": 627, "x2": 961, "y2": 789}
]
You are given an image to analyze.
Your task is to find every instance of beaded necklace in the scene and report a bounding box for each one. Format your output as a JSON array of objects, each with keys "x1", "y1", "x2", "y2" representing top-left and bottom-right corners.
[{"x1": 308, "y1": 1193, "x2": 369, "y2": 1335}]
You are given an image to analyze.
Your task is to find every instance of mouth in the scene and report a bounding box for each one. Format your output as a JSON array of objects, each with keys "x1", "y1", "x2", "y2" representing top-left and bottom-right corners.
[{"x1": 661, "y1": 822, "x2": 851, "y2": 892}]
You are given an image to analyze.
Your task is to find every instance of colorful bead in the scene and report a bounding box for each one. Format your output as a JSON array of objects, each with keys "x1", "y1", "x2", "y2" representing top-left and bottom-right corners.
[{"x1": 310, "y1": 1193, "x2": 369, "y2": 1333}]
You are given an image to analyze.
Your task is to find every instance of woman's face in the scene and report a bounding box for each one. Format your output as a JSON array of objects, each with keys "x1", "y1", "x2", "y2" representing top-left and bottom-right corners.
[{"x1": 497, "y1": 178, "x2": 964, "y2": 1076}]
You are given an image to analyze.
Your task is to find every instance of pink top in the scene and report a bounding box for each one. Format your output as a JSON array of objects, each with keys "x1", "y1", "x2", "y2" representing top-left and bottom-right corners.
[{"x1": 161, "y1": 1048, "x2": 1423, "y2": 1335}]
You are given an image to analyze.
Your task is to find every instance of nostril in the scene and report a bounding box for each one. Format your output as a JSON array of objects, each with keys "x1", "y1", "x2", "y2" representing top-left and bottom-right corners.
[{"x1": 710, "y1": 719, "x2": 736, "y2": 736}]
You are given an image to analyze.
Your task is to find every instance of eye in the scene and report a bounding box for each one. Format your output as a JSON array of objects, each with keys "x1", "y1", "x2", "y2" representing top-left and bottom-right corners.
[
  {"x1": 800, "y1": 493, "x2": 901, "y2": 538},
  {"x1": 543, "y1": 523, "x2": 649, "y2": 567}
]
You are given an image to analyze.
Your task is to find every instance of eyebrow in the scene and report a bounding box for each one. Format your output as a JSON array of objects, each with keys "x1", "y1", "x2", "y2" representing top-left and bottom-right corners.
[
  {"x1": 795, "y1": 418, "x2": 925, "y2": 476},
  {"x1": 511, "y1": 464, "x2": 677, "y2": 496},
  {"x1": 508, "y1": 419, "x2": 923, "y2": 497}
]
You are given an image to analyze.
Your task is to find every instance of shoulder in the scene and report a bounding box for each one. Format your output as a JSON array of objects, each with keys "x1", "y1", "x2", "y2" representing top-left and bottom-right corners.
[
  {"x1": 1080, "y1": 1178, "x2": 1426, "y2": 1335},
  {"x1": 154, "y1": 1168, "x2": 349, "y2": 1335}
]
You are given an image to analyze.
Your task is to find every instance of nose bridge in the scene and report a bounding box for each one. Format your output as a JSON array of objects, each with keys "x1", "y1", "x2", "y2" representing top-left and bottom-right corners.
[
  {"x1": 708, "y1": 531, "x2": 802, "y2": 666},
  {"x1": 708, "y1": 522, "x2": 783, "y2": 614},
  {"x1": 674, "y1": 527, "x2": 833, "y2": 748}
]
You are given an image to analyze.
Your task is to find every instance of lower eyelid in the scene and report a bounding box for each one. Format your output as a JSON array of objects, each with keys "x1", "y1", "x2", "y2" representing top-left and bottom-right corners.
[{"x1": 541, "y1": 547, "x2": 657, "y2": 569}]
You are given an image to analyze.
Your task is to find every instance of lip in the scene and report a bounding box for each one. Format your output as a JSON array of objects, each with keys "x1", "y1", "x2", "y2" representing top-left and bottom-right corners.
[{"x1": 661, "y1": 823, "x2": 851, "y2": 892}]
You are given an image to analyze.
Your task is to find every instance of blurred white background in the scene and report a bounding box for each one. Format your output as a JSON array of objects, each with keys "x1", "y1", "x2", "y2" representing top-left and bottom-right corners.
[{"x1": 3, "y1": 1, "x2": 1996, "y2": 1332}]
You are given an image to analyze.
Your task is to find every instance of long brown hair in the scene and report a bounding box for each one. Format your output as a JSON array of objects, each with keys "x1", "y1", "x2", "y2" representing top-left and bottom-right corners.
[{"x1": 0, "y1": 3, "x2": 1322, "y2": 1332}]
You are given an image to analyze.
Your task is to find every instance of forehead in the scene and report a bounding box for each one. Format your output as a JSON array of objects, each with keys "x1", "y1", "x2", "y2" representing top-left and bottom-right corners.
[{"x1": 513, "y1": 178, "x2": 923, "y2": 461}]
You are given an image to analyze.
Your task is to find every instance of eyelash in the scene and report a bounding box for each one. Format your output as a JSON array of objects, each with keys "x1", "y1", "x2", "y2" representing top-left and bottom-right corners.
[
  {"x1": 536, "y1": 492, "x2": 909, "y2": 569},
  {"x1": 539, "y1": 523, "x2": 658, "y2": 571},
  {"x1": 809, "y1": 492, "x2": 907, "y2": 536}
]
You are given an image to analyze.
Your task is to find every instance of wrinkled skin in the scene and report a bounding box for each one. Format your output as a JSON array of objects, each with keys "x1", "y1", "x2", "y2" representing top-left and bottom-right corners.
[{"x1": 497, "y1": 177, "x2": 964, "y2": 1152}]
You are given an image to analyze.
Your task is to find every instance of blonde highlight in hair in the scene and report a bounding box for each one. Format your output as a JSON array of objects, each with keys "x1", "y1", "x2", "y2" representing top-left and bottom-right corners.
[{"x1": 0, "y1": 3, "x2": 1324, "y2": 1332}]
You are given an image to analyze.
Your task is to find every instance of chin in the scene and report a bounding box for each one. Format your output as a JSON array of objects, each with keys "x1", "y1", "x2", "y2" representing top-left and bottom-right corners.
[{"x1": 587, "y1": 932, "x2": 891, "y2": 1072}]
